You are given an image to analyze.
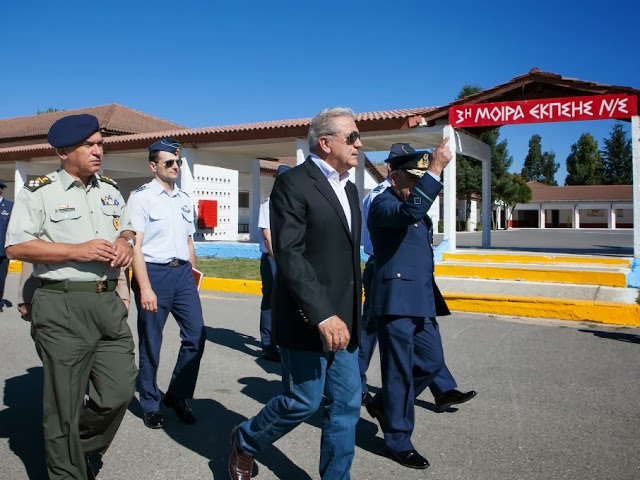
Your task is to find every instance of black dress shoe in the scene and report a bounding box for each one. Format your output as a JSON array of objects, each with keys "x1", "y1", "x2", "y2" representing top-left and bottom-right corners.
[
  {"x1": 163, "y1": 394, "x2": 197, "y2": 424},
  {"x1": 143, "y1": 411, "x2": 164, "y2": 429},
  {"x1": 361, "y1": 391, "x2": 373, "y2": 406},
  {"x1": 365, "y1": 400, "x2": 386, "y2": 431},
  {"x1": 229, "y1": 425, "x2": 255, "y2": 480},
  {"x1": 386, "y1": 449, "x2": 430, "y2": 469},
  {"x1": 260, "y1": 350, "x2": 281, "y2": 362},
  {"x1": 434, "y1": 389, "x2": 477, "y2": 412}
]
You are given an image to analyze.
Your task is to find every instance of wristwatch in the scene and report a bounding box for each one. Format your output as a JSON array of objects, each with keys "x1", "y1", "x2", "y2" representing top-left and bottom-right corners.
[{"x1": 123, "y1": 235, "x2": 135, "y2": 248}]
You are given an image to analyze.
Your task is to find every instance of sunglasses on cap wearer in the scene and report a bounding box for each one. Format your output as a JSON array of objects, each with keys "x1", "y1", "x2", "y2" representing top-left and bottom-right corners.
[
  {"x1": 328, "y1": 131, "x2": 361, "y2": 145},
  {"x1": 160, "y1": 158, "x2": 183, "y2": 168}
]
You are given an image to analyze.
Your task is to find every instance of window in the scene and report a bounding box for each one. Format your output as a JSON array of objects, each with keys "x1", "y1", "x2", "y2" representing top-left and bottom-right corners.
[{"x1": 238, "y1": 191, "x2": 250, "y2": 209}]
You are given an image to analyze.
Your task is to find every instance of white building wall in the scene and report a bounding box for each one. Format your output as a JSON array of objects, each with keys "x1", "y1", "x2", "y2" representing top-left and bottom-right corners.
[{"x1": 191, "y1": 164, "x2": 238, "y2": 241}]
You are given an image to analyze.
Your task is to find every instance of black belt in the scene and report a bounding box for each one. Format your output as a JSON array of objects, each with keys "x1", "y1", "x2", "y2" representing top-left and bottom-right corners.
[
  {"x1": 39, "y1": 279, "x2": 118, "y2": 293},
  {"x1": 149, "y1": 259, "x2": 188, "y2": 267}
]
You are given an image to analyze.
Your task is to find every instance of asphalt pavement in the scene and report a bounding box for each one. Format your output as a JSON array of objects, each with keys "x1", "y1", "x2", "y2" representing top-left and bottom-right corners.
[{"x1": 1, "y1": 273, "x2": 639, "y2": 480}]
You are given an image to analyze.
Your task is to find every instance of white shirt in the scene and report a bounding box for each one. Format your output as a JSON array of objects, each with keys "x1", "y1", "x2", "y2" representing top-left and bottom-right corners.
[
  {"x1": 127, "y1": 179, "x2": 195, "y2": 263},
  {"x1": 258, "y1": 198, "x2": 270, "y2": 254},
  {"x1": 310, "y1": 154, "x2": 352, "y2": 232}
]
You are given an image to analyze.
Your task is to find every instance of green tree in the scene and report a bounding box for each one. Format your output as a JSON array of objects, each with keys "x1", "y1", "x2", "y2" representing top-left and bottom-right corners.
[
  {"x1": 493, "y1": 173, "x2": 532, "y2": 229},
  {"x1": 565, "y1": 132, "x2": 603, "y2": 185},
  {"x1": 601, "y1": 122, "x2": 632, "y2": 185},
  {"x1": 37, "y1": 107, "x2": 62, "y2": 114},
  {"x1": 521, "y1": 134, "x2": 559, "y2": 185},
  {"x1": 540, "y1": 151, "x2": 559, "y2": 186}
]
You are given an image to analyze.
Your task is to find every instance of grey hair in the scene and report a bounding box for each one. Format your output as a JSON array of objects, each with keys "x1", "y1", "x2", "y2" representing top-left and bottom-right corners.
[{"x1": 307, "y1": 107, "x2": 356, "y2": 153}]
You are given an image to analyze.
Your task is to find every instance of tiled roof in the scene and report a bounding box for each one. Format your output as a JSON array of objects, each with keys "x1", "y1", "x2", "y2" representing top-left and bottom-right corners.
[
  {"x1": 0, "y1": 107, "x2": 436, "y2": 161},
  {"x1": 0, "y1": 104, "x2": 185, "y2": 142},
  {"x1": 528, "y1": 181, "x2": 633, "y2": 202}
]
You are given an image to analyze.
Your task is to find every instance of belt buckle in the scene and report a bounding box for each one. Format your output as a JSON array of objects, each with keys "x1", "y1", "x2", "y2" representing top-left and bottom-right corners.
[
  {"x1": 169, "y1": 259, "x2": 179, "y2": 267},
  {"x1": 96, "y1": 280, "x2": 108, "y2": 293}
]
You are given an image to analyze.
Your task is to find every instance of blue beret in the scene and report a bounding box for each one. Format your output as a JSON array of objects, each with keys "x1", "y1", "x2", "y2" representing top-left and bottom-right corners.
[
  {"x1": 47, "y1": 114, "x2": 100, "y2": 148},
  {"x1": 0, "y1": 180, "x2": 6, "y2": 189},
  {"x1": 149, "y1": 138, "x2": 180, "y2": 154}
]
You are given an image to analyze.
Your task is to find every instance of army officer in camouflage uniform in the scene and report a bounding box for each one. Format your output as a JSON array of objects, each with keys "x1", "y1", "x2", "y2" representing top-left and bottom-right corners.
[{"x1": 5, "y1": 114, "x2": 137, "y2": 480}]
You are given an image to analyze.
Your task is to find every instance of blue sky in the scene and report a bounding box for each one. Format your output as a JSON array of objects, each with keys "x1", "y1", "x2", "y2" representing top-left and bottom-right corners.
[{"x1": 1, "y1": 0, "x2": 638, "y2": 184}]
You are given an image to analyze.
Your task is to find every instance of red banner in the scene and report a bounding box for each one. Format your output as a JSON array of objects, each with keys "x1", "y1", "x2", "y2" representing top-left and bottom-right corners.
[{"x1": 449, "y1": 94, "x2": 637, "y2": 127}]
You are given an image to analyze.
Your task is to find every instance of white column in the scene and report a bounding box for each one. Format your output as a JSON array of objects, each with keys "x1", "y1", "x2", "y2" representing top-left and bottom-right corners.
[
  {"x1": 496, "y1": 205, "x2": 502, "y2": 229},
  {"x1": 539, "y1": 204, "x2": 546, "y2": 228},
  {"x1": 469, "y1": 199, "x2": 477, "y2": 231},
  {"x1": 179, "y1": 147, "x2": 196, "y2": 198},
  {"x1": 573, "y1": 205, "x2": 580, "y2": 229},
  {"x1": 632, "y1": 115, "x2": 640, "y2": 259},
  {"x1": 250, "y1": 158, "x2": 261, "y2": 242},
  {"x1": 14, "y1": 161, "x2": 28, "y2": 192},
  {"x1": 442, "y1": 125, "x2": 457, "y2": 250},
  {"x1": 481, "y1": 153, "x2": 491, "y2": 246},
  {"x1": 608, "y1": 204, "x2": 615, "y2": 229},
  {"x1": 296, "y1": 138, "x2": 309, "y2": 165}
]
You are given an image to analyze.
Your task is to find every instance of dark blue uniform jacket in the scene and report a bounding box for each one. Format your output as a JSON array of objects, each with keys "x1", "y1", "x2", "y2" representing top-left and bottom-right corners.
[{"x1": 368, "y1": 173, "x2": 450, "y2": 319}]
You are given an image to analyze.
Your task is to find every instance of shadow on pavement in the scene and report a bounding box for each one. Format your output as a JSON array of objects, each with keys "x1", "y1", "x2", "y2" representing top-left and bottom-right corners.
[
  {"x1": 238, "y1": 376, "x2": 388, "y2": 459},
  {"x1": 206, "y1": 326, "x2": 282, "y2": 375},
  {"x1": 0, "y1": 366, "x2": 47, "y2": 479},
  {"x1": 578, "y1": 329, "x2": 640, "y2": 344},
  {"x1": 206, "y1": 326, "x2": 260, "y2": 357},
  {"x1": 129, "y1": 391, "x2": 311, "y2": 478}
]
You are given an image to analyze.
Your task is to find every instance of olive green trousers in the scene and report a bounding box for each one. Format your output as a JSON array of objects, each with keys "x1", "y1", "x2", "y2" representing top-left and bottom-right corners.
[{"x1": 31, "y1": 287, "x2": 137, "y2": 480}]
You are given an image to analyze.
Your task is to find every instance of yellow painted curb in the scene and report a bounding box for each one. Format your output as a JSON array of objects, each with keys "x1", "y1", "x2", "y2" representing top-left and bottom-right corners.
[
  {"x1": 8, "y1": 260, "x2": 21, "y2": 273},
  {"x1": 435, "y1": 264, "x2": 627, "y2": 288},
  {"x1": 201, "y1": 277, "x2": 262, "y2": 296},
  {"x1": 443, "y1": 292, "x2": 640, "y2": 327},
  {"x1": 441, "y1": 252, "x2": 631, "y2": 267},
  {"x1": 10, "y1": 261, "x2": 638, "y2": 327}
]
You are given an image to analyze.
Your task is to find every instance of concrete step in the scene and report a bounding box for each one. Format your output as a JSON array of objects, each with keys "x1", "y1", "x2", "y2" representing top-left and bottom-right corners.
[
  {"x1": 436, "y1": 277, "x2": 637, "y2": 303},
  {"x1": 435, "y1": 262, "x2": 628, "y2": 287},
  {"x1": 436, "y1": 250, "x2": 631, "y2": 288},
  {"x1": 441, "y1": 250, "x2": 632, "y2": 267},
  {"x1": 435, "y1": 276, "x2": 640, "y2": 326}
]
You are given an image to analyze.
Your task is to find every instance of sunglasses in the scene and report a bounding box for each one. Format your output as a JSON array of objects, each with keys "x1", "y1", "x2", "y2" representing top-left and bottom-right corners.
[
  {"x1": 160, "y1": 158, "x2": 183, "y2": 168},
  {"x1": 329, "y1": 131, "x2": 361, "y2": 145}
]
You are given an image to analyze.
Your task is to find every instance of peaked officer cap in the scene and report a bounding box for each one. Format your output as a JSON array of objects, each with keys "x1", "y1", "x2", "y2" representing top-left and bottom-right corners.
[{"x1": 386, "y1": 143, "x2": 432, "y2": 178}]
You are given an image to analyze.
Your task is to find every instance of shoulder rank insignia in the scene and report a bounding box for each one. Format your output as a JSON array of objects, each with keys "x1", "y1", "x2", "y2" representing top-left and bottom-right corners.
[
  {"x1": 373, "y1": 184, "x2": 386, "y2": 193},
  {"x1": 26, "y1": 176, "x2": 52, "y2": 192},
  {"x1": 99, "y1": 175, "x2": 119, "y2": 189},
  {"x1": 131, "y1": 184, "x2": 149, "y2": 194}
]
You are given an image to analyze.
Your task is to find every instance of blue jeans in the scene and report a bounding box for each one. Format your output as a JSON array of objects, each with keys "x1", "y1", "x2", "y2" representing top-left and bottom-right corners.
[{"x1": 237, "y1": 345, "x2": 361, "y2": 480}]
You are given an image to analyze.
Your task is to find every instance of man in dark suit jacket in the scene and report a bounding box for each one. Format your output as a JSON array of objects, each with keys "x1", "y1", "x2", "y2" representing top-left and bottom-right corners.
[
  {"x1": 0, "y1": 180, "x2": 14, "y2": 309},
  {"x1": 229, "y1": 107, "x2": 363, "y2": 480},
  {"x1": 365, "y1": 138, "x2": 456, "y2": 470}
]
